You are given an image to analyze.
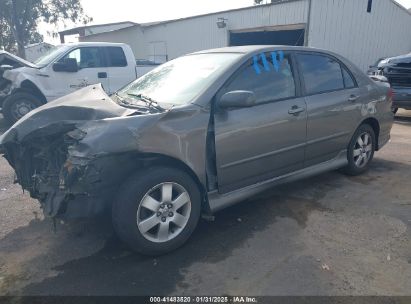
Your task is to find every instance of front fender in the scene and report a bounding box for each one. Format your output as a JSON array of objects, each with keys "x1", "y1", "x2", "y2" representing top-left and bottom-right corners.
[
  {"x1": 70, "y1": 105, "x2": 210, "y2": 186},
  {"x1": 3, "y1": 68, "x2": 47, "y2": 99}
]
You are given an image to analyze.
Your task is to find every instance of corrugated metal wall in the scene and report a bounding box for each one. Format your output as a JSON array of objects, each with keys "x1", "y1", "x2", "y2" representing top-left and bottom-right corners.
[
  {"x1": 80, "y1": 26, "x2": 148, "y2": 60},
  {"x1": 143, "y1": 0, "x2": 309, "y2": 60},
  {"x1": 308, "y1": 0, "x2": 411, "y2": 71},
  {"x1": 78, "y1": 0, "x2": 411, "y2": 71}
]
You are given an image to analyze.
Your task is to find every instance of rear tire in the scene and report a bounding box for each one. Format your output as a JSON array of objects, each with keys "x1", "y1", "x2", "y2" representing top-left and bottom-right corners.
[
  {"x1": 3, "y1": 92, "x2": 43, "y2": 125},
  {"x1": 112, "y1": 167, "x2": 202, "y2": 255},
  {"x1": 342, "y1": 124, "x2": 376, "y2": 176}
]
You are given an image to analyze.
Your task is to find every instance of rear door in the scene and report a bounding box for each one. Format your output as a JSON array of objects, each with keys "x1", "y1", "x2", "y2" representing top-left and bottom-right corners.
[
  {"x1": 296, "y1": 52, "x2": 361, "y2": 166},
  {"x1": 214, "y1": 51, "x2": 307, "y2": 193},
  {"x1": 104, "y1": 46, "x2": 136, "y2": 94}
]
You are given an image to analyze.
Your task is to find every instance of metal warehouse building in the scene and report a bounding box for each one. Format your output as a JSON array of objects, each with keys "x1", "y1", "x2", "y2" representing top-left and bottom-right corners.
[{"x1": 60, "y1": 0, "x2": 411, "y2": 71}]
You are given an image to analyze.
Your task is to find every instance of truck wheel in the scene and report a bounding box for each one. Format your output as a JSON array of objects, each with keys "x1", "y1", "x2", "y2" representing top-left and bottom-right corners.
[
  {"x1": 342, "y1": 124, "x2": 375, "y2": 176},
  {"x1": 112, "y1": 167, "x2": 202, "y2": 255},
  {"x1": 2, "y1": 92, "x2": 43, "y2": 125}
]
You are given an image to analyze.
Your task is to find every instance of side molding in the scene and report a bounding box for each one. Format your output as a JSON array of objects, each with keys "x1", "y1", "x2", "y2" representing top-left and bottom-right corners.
[{"x1": 207, "y1": 150, "x2": 348, "y2": 213}]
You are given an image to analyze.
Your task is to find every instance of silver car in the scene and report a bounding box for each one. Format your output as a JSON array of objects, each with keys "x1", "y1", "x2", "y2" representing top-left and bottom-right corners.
[{"x1": 0, "y1": 46, "x2": 394, "y2": 255}]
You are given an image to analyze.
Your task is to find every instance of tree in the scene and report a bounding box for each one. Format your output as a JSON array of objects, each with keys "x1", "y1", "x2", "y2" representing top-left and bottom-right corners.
[{"x1": 0, "y1": 0, "x2": 92, "y2": 58}]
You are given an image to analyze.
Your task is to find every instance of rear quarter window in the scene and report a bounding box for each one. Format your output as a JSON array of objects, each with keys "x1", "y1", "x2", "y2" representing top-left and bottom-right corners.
[{"x1": 342, "y1": 67, "x2": 356, "y2": 88}]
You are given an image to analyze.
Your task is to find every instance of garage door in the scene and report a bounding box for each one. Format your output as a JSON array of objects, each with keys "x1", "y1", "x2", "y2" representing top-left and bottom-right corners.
[{"x1": 230, "y1": 29, "x2": 305, "y2": 46}]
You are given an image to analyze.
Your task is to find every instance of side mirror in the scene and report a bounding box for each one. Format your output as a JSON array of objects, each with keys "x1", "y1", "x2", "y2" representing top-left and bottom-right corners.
[
  {"x1": 53, "y1": 58, "x2": 78, "y2": 72},
  {"x1": 218, "y1": 90, "x2": 256, "y2": 108}
]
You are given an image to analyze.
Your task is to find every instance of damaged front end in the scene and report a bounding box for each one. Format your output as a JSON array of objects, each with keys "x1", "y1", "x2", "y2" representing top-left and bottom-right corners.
[
  {"x1": 1, "y1": 50, "x2": 36, "y2": 106},
  {"x1": 2, "y1": 131, "x2": 138, "y2": 218},
  {"x1": 0, "y1": 84, "x2": 166, "y2": 219}
]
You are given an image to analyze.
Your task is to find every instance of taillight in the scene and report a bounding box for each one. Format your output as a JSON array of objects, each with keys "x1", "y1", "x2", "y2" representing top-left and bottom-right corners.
[{"x1": 387, "y1": 88, "x2": 394, "y2": 103}]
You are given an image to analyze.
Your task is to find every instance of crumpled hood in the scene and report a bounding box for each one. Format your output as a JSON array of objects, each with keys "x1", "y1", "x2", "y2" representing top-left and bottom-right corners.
[
  {"x1": 0, "y1": 51, "x2": 38, "y2": 69},
  {"x1": 0, "y1": 84, "x2": 136, "y2": 145}
]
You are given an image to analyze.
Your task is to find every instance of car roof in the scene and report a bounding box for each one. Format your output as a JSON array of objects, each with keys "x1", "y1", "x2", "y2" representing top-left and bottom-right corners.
[
  {"x1": 191, "y1": 45, "x2": 330, "y2": 55},
  {"x1": 61, "y1": 42, "x2": 128, "y2": 48}
]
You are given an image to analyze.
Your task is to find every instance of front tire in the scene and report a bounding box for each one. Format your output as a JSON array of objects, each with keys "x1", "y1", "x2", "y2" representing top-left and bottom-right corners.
[
  {"x1": 112, "y1": 167, "x2": 202, "y2": 255},
  {"x1": 2, "y1": 92, "x2": 43, "y2": 125},
  {"x1": 342, "y1": 124, "x2": 376, "y2": 176}
]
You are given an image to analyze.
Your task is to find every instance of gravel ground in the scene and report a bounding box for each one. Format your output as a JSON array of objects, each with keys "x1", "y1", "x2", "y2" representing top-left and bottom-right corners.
[{"x1": 0, "y1": 111, "x2": 410, "y2": 296}]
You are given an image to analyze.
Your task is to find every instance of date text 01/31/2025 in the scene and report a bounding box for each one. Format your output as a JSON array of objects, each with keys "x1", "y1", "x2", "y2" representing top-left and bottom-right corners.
[{"x1": 149, "y1": 296, "x2": 258, "y2": 303}]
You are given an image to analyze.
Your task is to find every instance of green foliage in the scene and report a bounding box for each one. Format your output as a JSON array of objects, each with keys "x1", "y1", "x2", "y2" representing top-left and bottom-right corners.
[{"x1": 0, "y1": 0, "x2": 92, "y2": 57}]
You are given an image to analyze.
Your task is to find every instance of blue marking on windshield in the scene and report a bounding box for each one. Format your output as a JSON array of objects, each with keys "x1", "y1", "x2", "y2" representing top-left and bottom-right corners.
[
  {"x1": 260, "y1": 53, "x2": 270, "y2": 72},
  {"x1": 253, "y1": 55, "x2": 261, "y2": 74},
  {"x1": 278, "y1": 50, "x2": 284, "y2": 62},
  {"x1": 254, "y1": 51, "x2": 286, "y2": 75},
  {"x1": 271, "y1": 52, "x2": 279, "y2": 72}
]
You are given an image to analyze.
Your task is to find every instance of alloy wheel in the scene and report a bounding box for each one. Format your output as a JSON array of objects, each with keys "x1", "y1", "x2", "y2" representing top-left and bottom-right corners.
[
  {"x1": 11, "y1": 100, "x2": 37, "y2": 120},
  {"x1": 137, "y1": 182, "x2": 192, "y2": 243},
  {"x1": 353, "y1": 132, "x2": 373, "y2": 168}
]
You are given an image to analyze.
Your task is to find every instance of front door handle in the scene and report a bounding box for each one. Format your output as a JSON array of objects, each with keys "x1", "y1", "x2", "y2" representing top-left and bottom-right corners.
[
  {"x1": 348, "y1": 94, "x2": 359, "y2": 102},
  {"x1": 288, "y1": 106, "x2": 305, "y2": 116},
  {"x1": 98, "y1": 72, "x2": 107, "y2": 79}
]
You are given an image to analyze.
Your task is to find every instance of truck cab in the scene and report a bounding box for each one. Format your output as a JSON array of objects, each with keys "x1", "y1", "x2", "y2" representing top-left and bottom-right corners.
[{"x1": 1, "y1": 42, "x2": 138, "y2": 124}]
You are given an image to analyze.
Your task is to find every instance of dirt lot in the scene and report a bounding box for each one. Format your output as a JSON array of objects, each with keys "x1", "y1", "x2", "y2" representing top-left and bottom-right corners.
[{"x1": 0, "y1": 111, "x2": 410, "y2": 296}]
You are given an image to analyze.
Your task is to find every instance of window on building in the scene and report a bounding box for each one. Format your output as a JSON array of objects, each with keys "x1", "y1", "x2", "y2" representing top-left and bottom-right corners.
[
  {"x1": 297, "y1": 53, "x2": 344, "y2": 95},
  {"x1": 367, "y1": 0, "x2": 373, "y2": 13},
  {"x1": 224, "y1": 53, "x2": 296, "y2": 103}
]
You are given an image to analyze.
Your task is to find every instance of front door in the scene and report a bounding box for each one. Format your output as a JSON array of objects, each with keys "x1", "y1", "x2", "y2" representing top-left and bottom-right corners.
[
  {"x1": 214, "y1": 51, "x2": 307, "y2": 193},
  {"x1": 50, "y1": 47, "x2": 109, "y2": 98}
]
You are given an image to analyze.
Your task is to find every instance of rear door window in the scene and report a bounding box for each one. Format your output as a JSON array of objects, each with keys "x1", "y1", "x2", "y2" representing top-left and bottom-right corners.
[
  {"x1": 224, "y1": 52, "x2": 296, "y2": 103},
  {"x1": 105, "y1": 47, "x2": 127, "y2": 67},
  {"x1": 297, "y1": 53, "x2": 344, "y2": 95}
]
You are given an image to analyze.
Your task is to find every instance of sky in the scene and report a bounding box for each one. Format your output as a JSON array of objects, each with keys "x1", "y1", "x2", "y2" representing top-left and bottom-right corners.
[{"x1": 40, "y1": 0, "x2": 411, "y2": 44}]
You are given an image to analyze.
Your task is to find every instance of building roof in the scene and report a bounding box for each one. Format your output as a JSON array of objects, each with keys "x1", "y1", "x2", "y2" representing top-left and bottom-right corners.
[{"x1": 59, "y1": 21, "x2": 138, "y2": 36}]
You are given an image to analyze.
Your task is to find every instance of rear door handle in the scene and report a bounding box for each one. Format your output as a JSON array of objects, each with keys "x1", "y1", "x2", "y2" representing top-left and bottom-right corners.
[
  {"x1": 348, "y1": 94, "x2": 359, "y2": 102},
  {"x1": 98, "y1": 72, "x2": 107, "y2": 79},
  {"x1": 288, "y1": 106, "x2": 305, "y2": 116}
]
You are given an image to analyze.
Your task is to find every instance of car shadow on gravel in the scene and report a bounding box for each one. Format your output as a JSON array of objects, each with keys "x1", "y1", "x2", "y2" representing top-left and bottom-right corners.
[
  {"x1": 1, "y1": 172, "x2": 342, "y2": 296},
  {"x1": 1, "y1": 157, "x2": 407, "y2": 296}
]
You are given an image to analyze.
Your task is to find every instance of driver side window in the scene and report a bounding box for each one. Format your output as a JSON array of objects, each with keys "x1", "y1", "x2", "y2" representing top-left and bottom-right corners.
[
  {"x1": 61, "y1": 47, "x2": 104, "y2": 69},
  {"x1": 224, "y1": 52, "x2": 296, "y2": 104}
]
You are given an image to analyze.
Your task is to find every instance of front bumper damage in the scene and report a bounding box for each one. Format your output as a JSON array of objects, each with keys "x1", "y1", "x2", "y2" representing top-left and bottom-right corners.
[
  {"x1": 3, "y1": 136, "x2": 137, "y2": 218},
  {"x1": 0, "y1": 84, "x2": 161, "y2": 219}
]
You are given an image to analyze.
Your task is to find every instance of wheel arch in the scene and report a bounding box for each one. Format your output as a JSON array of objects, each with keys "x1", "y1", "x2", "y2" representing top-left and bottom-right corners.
[
  {"x1": 134, "y1": 153, "x2": 211, "y2": 214},
  {"x1": 359, "y1": 117, "x2": 381, "y2": 150},
  {"x1": 15, "y1": 80, "x2": 47, "y2": 104}
]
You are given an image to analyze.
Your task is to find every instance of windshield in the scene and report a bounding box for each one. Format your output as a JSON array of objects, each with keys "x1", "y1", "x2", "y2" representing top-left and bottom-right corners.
[
  {"x1": 117, "y1": 53, "x2": 242, "y2": 106},
  {"x1": 34, "y1": 45, "x2": 67, "y2": 67}
]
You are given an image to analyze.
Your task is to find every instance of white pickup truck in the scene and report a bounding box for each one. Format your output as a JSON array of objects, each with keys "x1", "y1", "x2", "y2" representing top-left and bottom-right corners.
[{"x1": 0, "y1": 42, "x2": 157, "y2": 124}]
